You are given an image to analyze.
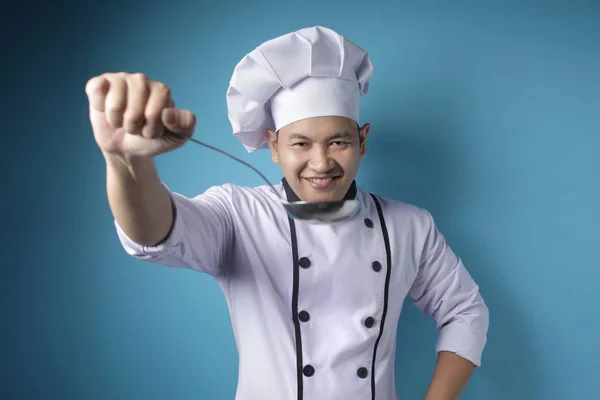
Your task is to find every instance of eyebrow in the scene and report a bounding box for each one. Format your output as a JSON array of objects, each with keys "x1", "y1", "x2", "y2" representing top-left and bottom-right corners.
[{"x1": 287, "y1": 131, "x2": 355, "y2": 141}]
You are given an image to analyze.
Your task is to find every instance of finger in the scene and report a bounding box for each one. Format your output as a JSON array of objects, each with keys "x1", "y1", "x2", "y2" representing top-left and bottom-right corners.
[
  {"x1": 142, "y1": 81, "x2": 171, "y2": 139},
  {"x1": 104, "y1": 74, "x2": 128, "y2": 128},
  {"x1": 123, "y1": 73, "x2": 150, "y2": 135},
  {"x1": 162, "y1": 108, "x2": 196, "y2": 136},
  {"x1": 85, "y1": 76, "x2": 110, "y2": 111}
]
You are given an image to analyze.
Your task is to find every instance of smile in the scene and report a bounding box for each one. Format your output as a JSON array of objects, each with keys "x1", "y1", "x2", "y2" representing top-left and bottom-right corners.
[{"x1": 303, "y1": 176, "x2": 340, "y2": 189}]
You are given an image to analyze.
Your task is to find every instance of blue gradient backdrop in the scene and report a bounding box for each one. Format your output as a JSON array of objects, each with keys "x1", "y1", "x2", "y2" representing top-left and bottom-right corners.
[{"x1": 2, "y1": 1, "x2": 599, "y2": 399}]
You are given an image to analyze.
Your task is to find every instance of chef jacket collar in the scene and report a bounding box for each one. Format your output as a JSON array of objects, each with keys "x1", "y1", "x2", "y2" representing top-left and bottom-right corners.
[{"x1": 281, "y1": 178, "x2": 358, "y2": 202}]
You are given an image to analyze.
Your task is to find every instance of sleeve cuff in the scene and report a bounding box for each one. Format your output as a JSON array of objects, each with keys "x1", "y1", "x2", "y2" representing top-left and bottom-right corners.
[
  {"x1": 435, "y1": 320, "x2": 488, "y2": 367},
  {"x1": 115, "y1": 191, "x2": 183, "y2": 257}
]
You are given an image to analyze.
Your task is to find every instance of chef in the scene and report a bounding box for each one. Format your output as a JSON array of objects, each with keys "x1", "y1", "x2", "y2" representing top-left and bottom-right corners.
[{"x1": 86, "y1": 26, "x2": 489, "y2": 400}]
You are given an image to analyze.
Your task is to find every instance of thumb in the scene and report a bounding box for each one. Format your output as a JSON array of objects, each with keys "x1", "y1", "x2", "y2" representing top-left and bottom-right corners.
[{"x1": 161, "y1": 108, "x2": 196, "y2": 135}]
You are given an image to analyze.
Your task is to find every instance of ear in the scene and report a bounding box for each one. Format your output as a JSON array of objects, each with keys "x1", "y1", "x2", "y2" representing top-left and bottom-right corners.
[
  {"x1": 264, "y1": 129, "x2": 280, "y2": 164},
  {"x1": 358, "y1": 123, "x2": 370, "y2": 157}
]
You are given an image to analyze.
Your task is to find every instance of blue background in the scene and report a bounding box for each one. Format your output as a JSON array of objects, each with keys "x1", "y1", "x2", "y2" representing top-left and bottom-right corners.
[{"x1": 2, "y1": 1, "x2": 599, "y2": 399}]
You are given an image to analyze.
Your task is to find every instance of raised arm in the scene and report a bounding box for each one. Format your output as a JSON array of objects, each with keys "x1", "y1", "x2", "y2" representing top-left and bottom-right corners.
[
  {"x1": 86, "y1": 73, "x2": 234, "y2": 275},
  {"x1": 86, "y1": 72, "x2": 196, "y2": 246}
]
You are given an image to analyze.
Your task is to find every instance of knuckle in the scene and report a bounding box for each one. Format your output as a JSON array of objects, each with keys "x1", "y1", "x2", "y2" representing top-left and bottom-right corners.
[
  {"x1": 129, "y1": 72, "x2": 147, "y2": 83},
  {"x1": 154, "y1": 81, "x2": 170, "y2": 95},
  {"x1": 123, "y1": 110, "x2": 144, "y2": 124},
  {"x1": 105, "y1": 72, "x2": 127, "y2": 83},
  {"x1": 106, "y1": 102, "x2": 126, "y2": 112},
  {"x1": 105, "y1": 73, "x2": 126, "y2": 88}
]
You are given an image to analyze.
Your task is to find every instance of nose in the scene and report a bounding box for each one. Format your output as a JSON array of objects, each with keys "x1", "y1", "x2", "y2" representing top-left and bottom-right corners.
[{"x1": 307, "y1": 145, "x2": 334, "y2": 172}]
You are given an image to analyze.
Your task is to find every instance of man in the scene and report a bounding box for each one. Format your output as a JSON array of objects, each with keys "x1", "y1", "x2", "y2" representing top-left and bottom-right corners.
[{"x1": 86, "y1": 26, "x2": 488, "y2": 400}]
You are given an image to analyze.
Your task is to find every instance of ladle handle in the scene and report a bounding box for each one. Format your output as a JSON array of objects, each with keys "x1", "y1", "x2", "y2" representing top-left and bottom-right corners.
[{"x1": 164, "y1": 130, "x2": 283, "y2": 200}]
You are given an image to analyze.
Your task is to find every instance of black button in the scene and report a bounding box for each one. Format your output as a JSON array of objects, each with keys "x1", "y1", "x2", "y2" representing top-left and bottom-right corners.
[
  {"x1": 372, "y1": 261, "x2": 382, "y2": 272},
  {"x1": 364, "y1": 218, "x2": 374, "y2": 228},
  {"x1": 299, "y1": 257, "x2": 311, "y2": 269},
  {"x1": 364, "y1": 317, "x2": 375, "y2": 328},
  {"x1": 299, "y1": 311, "x2": 310, "y2": 322},
  {"x1": 357, "y1": 367, "x2": 368, "y2": 378},
  {"x1": 303, "y1": 365, "x2": 315, "y2": 377}
]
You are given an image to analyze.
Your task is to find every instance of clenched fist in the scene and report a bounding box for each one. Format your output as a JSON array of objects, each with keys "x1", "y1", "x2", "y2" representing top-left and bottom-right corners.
[{"x1": 86, "y1": 72, "x2": 196, "y2": 158}]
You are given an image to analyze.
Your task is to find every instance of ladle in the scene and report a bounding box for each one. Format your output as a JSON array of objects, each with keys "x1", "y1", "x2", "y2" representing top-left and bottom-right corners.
[{"x1": 166, "y1": 131, "x2": 360, "y2": 222}]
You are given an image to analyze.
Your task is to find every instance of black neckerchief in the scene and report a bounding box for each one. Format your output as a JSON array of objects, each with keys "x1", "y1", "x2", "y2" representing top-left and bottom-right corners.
[{"x1": 281, "y1": 178, "x2": 357, "y2": 202}]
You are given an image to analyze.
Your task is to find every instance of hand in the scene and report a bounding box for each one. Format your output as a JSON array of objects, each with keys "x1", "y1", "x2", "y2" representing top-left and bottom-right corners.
[{"x1": 85, "y1": 72, "x2": 196, "y2": 158}]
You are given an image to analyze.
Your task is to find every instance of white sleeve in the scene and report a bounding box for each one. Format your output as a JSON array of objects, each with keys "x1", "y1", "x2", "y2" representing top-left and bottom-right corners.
[
  {"x1": 115, "y1": 184, "x2": 235, "y2": 276},
  {"x1": 408, "y1": 210, "x2": 489, "y2": 367}
]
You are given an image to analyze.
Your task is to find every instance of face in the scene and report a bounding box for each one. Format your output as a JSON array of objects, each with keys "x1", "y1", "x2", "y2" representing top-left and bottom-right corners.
[{"x1": 264, "y1": 116, "x2": 370, "y2": 202}]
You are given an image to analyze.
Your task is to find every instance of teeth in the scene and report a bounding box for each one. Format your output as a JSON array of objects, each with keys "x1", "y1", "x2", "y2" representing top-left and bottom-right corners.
[{"x1": 308, "y1": 178, "x2": 333, "y2": 184}]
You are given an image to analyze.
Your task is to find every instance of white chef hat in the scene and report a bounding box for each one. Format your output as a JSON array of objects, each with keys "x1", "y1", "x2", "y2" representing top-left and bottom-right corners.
[{"x1": 226, "y1": 26, "x2": 374, "y2": 152}]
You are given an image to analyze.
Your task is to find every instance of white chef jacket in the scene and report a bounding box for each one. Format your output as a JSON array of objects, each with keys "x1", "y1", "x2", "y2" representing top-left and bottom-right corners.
[{"x1": 115, "y1": 178, "x2": 489, "y2": 400}]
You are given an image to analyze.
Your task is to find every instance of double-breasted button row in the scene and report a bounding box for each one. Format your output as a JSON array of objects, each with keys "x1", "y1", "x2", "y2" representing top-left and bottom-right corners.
[
  {"x1": 302, "y1": 364, "x2": 370, "y2": 379},
  {"x1": 298, "y1": 255, "x2": 373, "y2": 381},
  {"x1": 299, "y1": 311, "x2": 374, "y2": 328},
  {"x1": 297, "y1": 256, "x2": 377, "y2": 329},
  {"x1": 301, "y1": 255, "x2": 380, "y2": 272}
]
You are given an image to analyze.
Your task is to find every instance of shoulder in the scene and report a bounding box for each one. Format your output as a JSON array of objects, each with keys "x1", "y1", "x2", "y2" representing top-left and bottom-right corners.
[{"x1": 360, "y1": 189, "x2": 435, "y2": 232}]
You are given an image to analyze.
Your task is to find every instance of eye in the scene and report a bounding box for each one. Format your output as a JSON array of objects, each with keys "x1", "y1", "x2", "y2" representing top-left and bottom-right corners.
[
  {"x1": 291, "y1": 142, "x2": 308, "y2": 147},
  {"x1": 331, "y1": 141, "x2": 349, "y2": 146}
]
